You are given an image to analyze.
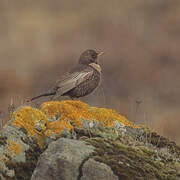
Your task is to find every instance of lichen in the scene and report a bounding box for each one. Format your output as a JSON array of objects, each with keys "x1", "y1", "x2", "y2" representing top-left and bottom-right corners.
[
  {"x1": 5, "y1": 137, "x2": 43, "y2": 180},
  {"x1": 0, "y1": 139, "x2": 23, "y2": 164},
  {"x1": 9, "y1": 101, "x2": 139, "y2": 149},
  {"x1": 6, "y1": 139, "x2": 22, "y2": 156},
  {"x1": 11, "y1": 106, "x2": 48, "y2": 137},
  {"x1": 10, "y1": 106, "x2": 48, "y2": 148},
  {"x1": 0, "y1": 100, "x2": 180, "y2": 179},
  {"x1": 41, "y1": 100, "x2": 139, "y2": 129},
  {"x1": 77, "y1": 133, "x2": 180, "y2": 180},
  {"x1": 46, "y1": 119, "x2": 73, "y2": 135}
]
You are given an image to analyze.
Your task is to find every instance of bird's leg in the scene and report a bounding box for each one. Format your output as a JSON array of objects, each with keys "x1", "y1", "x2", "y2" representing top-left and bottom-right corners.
[{"x1": 70, "y1": 96, "x2": 74, "y2": 100}]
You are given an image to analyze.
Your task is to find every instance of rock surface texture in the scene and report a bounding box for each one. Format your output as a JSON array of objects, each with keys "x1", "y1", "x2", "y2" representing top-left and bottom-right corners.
[
  {"x1": 0, "y1": 100, "x2": 179, "y2": 180},
  {"x1": 31, "y1": 138, "x2": 118, "y2": 180}
]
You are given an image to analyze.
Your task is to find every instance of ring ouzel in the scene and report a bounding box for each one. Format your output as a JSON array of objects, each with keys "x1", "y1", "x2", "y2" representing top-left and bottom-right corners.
[{"x1": 31, "y1": 49, "x2": 104, "y2": 101}]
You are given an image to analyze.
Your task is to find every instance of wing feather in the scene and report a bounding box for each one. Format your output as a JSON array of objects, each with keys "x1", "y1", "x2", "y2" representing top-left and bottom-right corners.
[{"x1": 54, "y1": 67, "x2": 93, "y2": 95}]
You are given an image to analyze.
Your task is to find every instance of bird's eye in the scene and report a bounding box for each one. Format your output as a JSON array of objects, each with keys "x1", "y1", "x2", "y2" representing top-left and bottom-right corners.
[{"x1": 92, "y1": 53, "x2": 97, "y2": 59}]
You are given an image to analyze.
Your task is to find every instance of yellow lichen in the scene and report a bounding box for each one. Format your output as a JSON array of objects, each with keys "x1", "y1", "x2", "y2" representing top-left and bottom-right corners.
[
  {"x1": 6, "y1": 139, "x2": 22, "y2": 156},
  {"x1": 41, "y1": 100, "x2": 139, "y2": 129},
  {"x1": 11, "y1": 106, "x2": 48, "y2": 147},
  {"x1": 47, "y1": 119, "x2": 73, "y2": 134},
  {"x1": 0, "y1": 140, "x2": 22, "y2": 168},
  {"x1": 10, "y1": 101, "x2": 139, "y2": 149},
  {"x1": 11, "y1": 106, "x2": 48, "y2": 136},
  {"x1": 44, "y1": 129, "x2": 52, "y2": 137},
  {"x1": 0, "y1": 154, "x2": 6, "y2": 163}
]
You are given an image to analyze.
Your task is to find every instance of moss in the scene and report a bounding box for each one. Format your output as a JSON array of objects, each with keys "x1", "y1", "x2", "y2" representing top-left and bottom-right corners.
[
  {"x1": 142, "y1": 131, "x2": 180, "y2": 156},
  {"x1": 0, "y1": 136, "x2": 7, "y2": 146},
  {"x1": 137, "y1": 146, "x2": 156, "y2": 157},
  {"x1": 73, "y1": 128, "x2": 180, "y2": 180}
]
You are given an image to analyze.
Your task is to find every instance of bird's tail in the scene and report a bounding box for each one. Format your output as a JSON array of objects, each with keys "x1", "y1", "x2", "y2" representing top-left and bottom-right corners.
[{"x1": 31, "y1": 91, "x2": 56, "y2": 101}]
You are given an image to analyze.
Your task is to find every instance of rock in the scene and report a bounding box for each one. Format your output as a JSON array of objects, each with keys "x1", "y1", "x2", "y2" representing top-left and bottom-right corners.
[
  {"x1": 31, "y1": 138, "x2": 95, "y2": 180},
  {"x1": 81, "y1": 158, "x2": 118, "y2": 180},
  {"x1": 0, "y1": 100, "x2": 180, "y2": 179},
  {"x1": 31, "y1": 138, "x2": 118, "y2": 180},
  {"x1": 0, "y1": 125, "x2": 43, "y2": 180}
]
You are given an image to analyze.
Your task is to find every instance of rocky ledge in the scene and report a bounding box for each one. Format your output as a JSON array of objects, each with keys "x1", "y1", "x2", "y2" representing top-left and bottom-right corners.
[{"x1": 0, "y1": 100, "x2": 179, "y2": 180}]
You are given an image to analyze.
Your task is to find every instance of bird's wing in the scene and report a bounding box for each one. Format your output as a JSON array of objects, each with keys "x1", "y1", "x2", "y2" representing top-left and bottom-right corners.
[{"x1": 54, "y1": 67, "x2": 93, "y2": 95}]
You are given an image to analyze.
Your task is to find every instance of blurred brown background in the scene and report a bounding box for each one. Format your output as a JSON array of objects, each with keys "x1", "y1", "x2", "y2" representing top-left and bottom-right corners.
[{"x1": 1, "y1": 0, "x2": 180, "y2": 143}]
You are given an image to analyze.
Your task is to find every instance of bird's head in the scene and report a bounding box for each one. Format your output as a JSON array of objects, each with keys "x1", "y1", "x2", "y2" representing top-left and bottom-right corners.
[{"x1": 79, "y1": 49, "x2": 104, "y2": 65}]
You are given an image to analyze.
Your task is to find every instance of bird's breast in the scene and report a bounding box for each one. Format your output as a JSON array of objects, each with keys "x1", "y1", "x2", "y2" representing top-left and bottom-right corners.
[
  {"x1": 64, "y1": 69, "x2": 101, "y2": 98},
  {"x1": 89, "y1": 63, "x2": 101, "y2": 73}
]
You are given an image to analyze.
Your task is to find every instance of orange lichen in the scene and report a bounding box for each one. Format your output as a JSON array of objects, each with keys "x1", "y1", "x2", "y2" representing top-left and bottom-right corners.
[
  {"x1": 9, "y1": 101, "x2": 139, "y2": 149},
  {"x1": 41, "y1": 100, "x2": 139, "y2": 128},
  {"x1": 11, "y1": 106, "x2": 48, "y2": 136},
  {"x1": 0, "y1": 140, "x2": 22, "y2": 170},
  {"x1": 11, "y1": 106, "x2": 48, "y2": 147},
  {"x1": 44, "y1": 129, "x2": 52, "y2": 137},
  {"x1": 6, "y1": 139, "x2": 22, "y2": 156},
  {"x1": 0, "y1": 154, "x2": 6, "y2": 163},
  {"x1": 47, "y1": 119, "x2": 73, "y2": 134}
]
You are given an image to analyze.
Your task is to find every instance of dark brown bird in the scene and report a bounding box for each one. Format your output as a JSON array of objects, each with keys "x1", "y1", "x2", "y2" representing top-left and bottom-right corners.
[{"x1": 31, "y1": 49, "x2": 104, "y2": 101}]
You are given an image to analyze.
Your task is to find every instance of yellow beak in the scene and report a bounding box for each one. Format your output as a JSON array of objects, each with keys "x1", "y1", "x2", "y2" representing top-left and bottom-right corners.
[{"x1": 97, "y1": 52, "x2": 104, "y2": 56}]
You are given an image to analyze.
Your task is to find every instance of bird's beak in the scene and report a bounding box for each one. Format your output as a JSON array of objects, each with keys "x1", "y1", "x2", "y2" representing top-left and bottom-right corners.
[{"x1": 97, "y1": 52, "x2": 104, "y2": 57}]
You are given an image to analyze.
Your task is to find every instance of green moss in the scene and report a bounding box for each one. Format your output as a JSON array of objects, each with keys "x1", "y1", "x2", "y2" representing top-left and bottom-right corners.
[
  {"x1": 137, "y1": 146, "x2": 156, "y2": 157},
  {"x1": 74, "y1": 127, "x2": 180, "y2": 180},
  {"x1": 0, "y1": 136, "x2": 7, "y2": 146},
  {"x1": 142, "y1": 132, "x2": 180, "y2": 156}
]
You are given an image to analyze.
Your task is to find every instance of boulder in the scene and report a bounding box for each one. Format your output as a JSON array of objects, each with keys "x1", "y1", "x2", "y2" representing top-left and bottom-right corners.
[{"x1": 0, "y1": 100, "x2": 179, "y2": 180}]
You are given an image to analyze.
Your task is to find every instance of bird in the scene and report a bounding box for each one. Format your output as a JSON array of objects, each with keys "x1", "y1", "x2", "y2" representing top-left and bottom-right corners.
[{"x1": 30, "y1": 49, "x2": 104, "y2": 101}]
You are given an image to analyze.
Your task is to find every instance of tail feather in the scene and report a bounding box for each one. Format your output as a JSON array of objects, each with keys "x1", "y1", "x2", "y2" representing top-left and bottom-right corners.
[{"x1": 31, "y1": 91, "x2": 56, "y2": 101}]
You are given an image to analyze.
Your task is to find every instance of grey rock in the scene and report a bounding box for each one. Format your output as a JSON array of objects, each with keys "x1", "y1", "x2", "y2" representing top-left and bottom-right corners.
[
  {"x1": 81, "y1": 158, "x2": 118, "y2": 180},
  {"x1": 31, "y1": 138, "x2": 95, "y2": 180},
  {"x1": 0, "y1": 125, "x2": 29, "y2": 163}
]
